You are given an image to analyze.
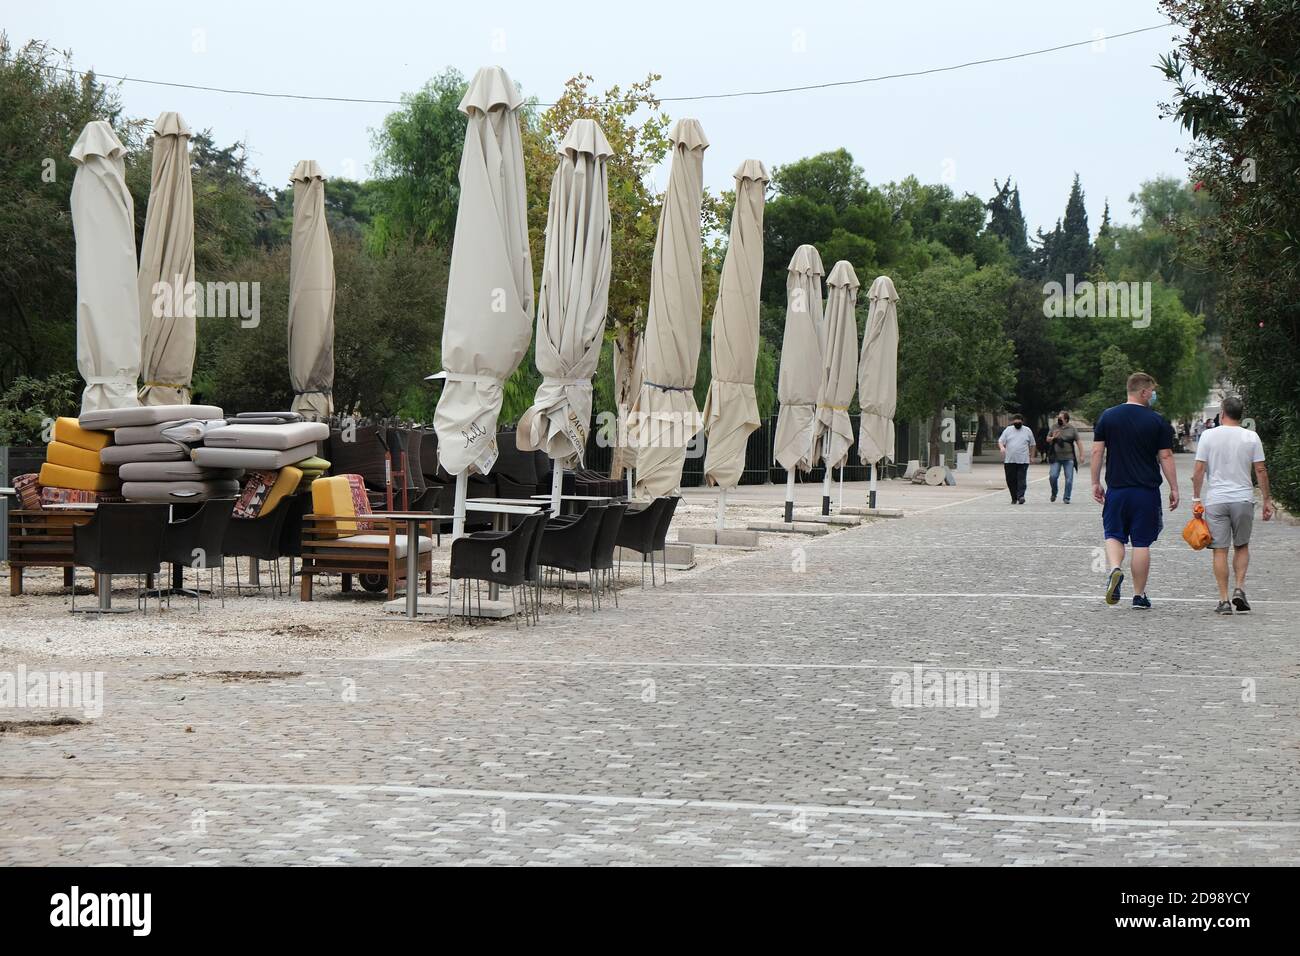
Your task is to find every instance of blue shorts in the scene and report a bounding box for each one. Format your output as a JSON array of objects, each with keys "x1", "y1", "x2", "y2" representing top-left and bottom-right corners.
[{"x1": 1102, "y1": 486, "x2": 1163, "y2": 548}]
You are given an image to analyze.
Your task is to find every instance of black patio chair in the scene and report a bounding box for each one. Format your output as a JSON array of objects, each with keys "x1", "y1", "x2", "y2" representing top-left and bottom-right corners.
[
  {"x1": 615, "y1": 496, "x2": 672, "y2": 588},
  {"x1": 223, "y1": 504, "x2": 289, "y2": 596},
  {"x1": 449, "y1": 510, "x2": 546, "y2": 627},
  {"x1": 71, "y1": 503, "x2": 169, "y2": 614},
  {"x1": 276, "y1": 491, "x2": 313, "y2": 587},
  {"x1": 590, "y1": 503, "x2": 627, "y2": 609},
  {"x1": 161, "y1": 498, "x2": 235, "y2": 611},
  {"x1": 650, "y1": 495, "x2": 681, "y2": 586},
  {"x1": 538, "y1": 504, "x2": 606, "y2": 611}
]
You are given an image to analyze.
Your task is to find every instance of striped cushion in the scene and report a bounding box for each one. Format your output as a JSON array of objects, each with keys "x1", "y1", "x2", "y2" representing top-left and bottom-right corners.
[{"x1": 13, "y1": 473, "x2": 42, "y2": 510}]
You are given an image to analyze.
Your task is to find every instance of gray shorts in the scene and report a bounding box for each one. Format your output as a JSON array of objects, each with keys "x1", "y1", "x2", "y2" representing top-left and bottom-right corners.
[{"x1": 1205, "y1": 501, "x2": 1254, "y2": 549}]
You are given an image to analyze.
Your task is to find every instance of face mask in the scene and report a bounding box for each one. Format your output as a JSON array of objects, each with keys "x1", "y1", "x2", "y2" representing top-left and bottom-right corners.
[
  {"x1": 1149, "y1": 390, "x2": 1158, "y2": 406},
  {"x1": 1013, "y1": 422, "x2": 1022, "y2": 429}
]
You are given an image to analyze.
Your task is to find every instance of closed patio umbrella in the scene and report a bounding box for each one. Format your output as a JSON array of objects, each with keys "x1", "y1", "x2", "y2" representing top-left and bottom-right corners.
[
  {"x1": 702, "y1": 159, "x2": 768, "y2": 528},
  {"x1": 857, "y1": 275, "x2": 899, "y2": 508},
  {"x1": 70, "y1": 120, "x2": 141, "y2": 414},
  {"x1": 815, "y1": 260, "x2": 860, "y2": 514},
  {"x1": 288, "y1": 160, "x2": 336, "y2": 421},
  {"x1": 772, "y1": 244, "x2": 824, "y2": 521},
  {"x1": 516, "y1": 119, "x2": 613, "y2": 512},
  {"x1": 632, "y1": 118, "x2": 708, "y2": 499},
  {"x1": 137, "y1": 112, "x2": 196, "y2": 406},
  {"x1": 434, "y1": 66, "x2": 534, "y2": 537}
]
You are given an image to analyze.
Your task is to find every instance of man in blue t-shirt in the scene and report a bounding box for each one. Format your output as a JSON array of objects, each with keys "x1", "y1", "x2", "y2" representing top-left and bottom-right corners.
[{"x1": 1089, "y1": 371, "x2": 1179, "y2": 609}]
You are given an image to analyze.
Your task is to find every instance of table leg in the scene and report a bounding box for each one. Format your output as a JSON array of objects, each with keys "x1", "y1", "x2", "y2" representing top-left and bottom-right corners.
[{"x1": 406, "y1": 518, "x2": 419, "y2": 620}]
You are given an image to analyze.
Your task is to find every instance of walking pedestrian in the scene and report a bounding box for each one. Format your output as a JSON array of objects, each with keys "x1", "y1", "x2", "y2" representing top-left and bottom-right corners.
[
  {"x1": 1046, "y1": 411, "x2": 1085, "y2": 503},
  {"x1": 998, "y1": 414, "x2": 1035, "y2": 504},
  {"x1": 1191, "y1": 395, "x2": 1275, "y2": 615},
  {"x1": 1090, "y1": 372, "x2": 1179, "y2": 609}
]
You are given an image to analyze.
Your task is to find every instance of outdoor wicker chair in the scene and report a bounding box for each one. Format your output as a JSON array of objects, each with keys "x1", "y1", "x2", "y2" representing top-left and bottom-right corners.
[
  {"x1": 590, "y1": 502, "x2": 628, "y2": 608},
  {"x1": 449, "y1": 510, "x2": 546, "y2": 626},
  {"x1": 615, "y1": 496, "x2": 672, "y2": 588},
  {"x1": 161, "y1": 498, "x2": 235, "y2": 610},
  {"x1": 71, "y1": 503, "x2": 169, "y2": 614},
  {"x1": 538, "y1": 504, "x2": 606, "y2": 611}
]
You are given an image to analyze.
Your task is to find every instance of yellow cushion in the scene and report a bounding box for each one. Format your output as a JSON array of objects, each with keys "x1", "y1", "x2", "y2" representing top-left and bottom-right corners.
[
  {"x1": 47, "y1": 441, "x2": 112, "y2": 474},
  {"x1": 260, "y1": 466, "x2": 303, "y2": 517},
  {"x1": 39, "y1": 462, "x2": 121, "y2": 492},
  {"x1": 312, "y1": 475, "x2": 357, "y2": 536},
  {"x1": 52, "y1": 417, "x2": 113, "y2": 452}
]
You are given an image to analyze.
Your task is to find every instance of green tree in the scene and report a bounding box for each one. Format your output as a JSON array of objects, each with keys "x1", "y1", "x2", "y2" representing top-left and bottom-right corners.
[
  {"x1": 896, "y1": 260, "x2": 1017, "y2": 465},
  {"x1": 1080, "y1": 344, "x2": 1133, "y2": 426}
]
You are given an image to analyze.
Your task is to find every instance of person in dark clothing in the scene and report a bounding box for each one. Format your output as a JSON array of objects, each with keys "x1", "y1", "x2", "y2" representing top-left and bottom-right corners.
[
  {"x1": 1090, "y1": 372, "x2": 1180, "y2": 610},
  {"x1": 1046, "y1": 411, "x2": 1085, "y2": 503}
]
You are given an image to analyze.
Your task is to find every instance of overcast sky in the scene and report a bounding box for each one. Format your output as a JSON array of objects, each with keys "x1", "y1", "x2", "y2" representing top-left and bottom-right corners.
[{"x1": 8, "y1": 0, "x2": 1191, "y2": 235}]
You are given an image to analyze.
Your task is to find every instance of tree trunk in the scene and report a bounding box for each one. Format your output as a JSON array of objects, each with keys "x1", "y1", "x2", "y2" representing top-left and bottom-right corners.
[{"x1": 928, "y1": 402, "x2": 944, "y2": 467}]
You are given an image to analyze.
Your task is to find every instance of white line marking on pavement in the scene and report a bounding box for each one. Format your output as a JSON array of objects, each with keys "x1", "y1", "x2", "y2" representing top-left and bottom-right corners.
[
  {"x1": 324, "y1": 655, "x2": 1273, "y2": 683},
  {"x1": 660, "y1": 591, "x2": 1300, "y2": 604},
  {"x1": 911, "y1": 478, "x2": 1052, "y2": 514},
  {"x1": 162, "y1": 781, "x2": 1289, "y2": 829}
]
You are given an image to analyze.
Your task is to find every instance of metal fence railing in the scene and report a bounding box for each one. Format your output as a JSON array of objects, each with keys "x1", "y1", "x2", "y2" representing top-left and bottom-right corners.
[{"x1": 578, "y1": 414, "x2": 901, "y2": 488}]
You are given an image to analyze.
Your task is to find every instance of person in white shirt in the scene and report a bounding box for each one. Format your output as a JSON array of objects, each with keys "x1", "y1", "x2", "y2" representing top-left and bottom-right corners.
[
  {"x1": 1191, "y1": 395, "x2": 1274, "y2": 614},
  {"x1": 997, "y1": 415, "x2": 1036, "y2": 504}
]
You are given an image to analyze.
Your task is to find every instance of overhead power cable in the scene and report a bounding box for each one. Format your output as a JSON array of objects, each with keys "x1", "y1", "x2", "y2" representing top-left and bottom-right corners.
[{"x1": 47, "y1": 22, "x2": 1175, "y2": 109}]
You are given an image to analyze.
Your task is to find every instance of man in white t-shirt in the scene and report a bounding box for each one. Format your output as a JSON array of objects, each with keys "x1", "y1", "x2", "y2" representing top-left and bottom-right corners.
[
  {"x1": 997, "y1": 415, "x2": 1036, "y2": 504},
  {"x1": 1191, "y1": 395, "x2": 1275, "y2": 614}
]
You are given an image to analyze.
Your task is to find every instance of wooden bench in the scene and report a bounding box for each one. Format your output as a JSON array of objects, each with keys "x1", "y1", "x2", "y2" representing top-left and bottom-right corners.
[
  {"x1": 8, "y1": 509, "x2": 93, "y2": 595},
  {"x1": 298, "y1": 514, "x2": 435, "y2": 601}
]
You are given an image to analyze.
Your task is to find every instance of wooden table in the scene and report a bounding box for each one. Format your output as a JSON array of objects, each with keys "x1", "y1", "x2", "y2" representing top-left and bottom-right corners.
[{"x1": 370, "y1": 512, "x2": 451, "y2": 620}]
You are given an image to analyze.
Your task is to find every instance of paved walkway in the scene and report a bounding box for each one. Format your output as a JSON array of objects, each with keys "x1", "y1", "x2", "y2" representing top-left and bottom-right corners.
[{"x1": 2, "y1": 463, "x2": 1297, "y2": 865}]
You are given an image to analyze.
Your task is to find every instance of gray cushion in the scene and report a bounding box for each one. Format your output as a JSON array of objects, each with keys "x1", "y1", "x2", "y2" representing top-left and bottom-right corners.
[
  {"x1": 121, "y1": 479, "x2": 241, "y2": 502},
  {"x1": 118, "y1": 461, "x2": 242, "y2": 482},
  {"x1": 192, "y1": 443, "x2": 319, "y2": 470},
  {"x1": 79, "y1": 404, "x2": 224, "y2": 430},
  {"x1": 202, "y1": 421, "x2": 329, "y2": 450},
  {"x1": 100, "y1": 442, "x2": 190, "y2": 465},
  {"x1": 113, "y1": 422, "x2": 173, "y2": 445}
]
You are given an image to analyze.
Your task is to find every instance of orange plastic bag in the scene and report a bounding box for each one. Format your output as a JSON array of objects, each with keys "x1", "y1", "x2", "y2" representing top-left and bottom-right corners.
[{"x1": 1183, "y1": 502, "x2": 1212, "y2": 550}]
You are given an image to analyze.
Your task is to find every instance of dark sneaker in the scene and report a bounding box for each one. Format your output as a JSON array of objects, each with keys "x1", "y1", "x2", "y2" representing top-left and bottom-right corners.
[
  {"x1": 1132, "y1": 594, "x2": 1152, "y2": 610},
  {"x1": 1232, "y1": 589, "x2": 1251, "y2": 613},
  {"x1": 1215, "y1": 600, "x2": 1234, "y2": 615},
  {"x1": 1050, "y1": 493, "x2": 1057, "y2": 502},
  {"x1": 1105, "y1": 568, "x2": 1124, "y2": 605},
  {"x1": 1063, "y1": 499, "x2": 1071, "y2": 504}
]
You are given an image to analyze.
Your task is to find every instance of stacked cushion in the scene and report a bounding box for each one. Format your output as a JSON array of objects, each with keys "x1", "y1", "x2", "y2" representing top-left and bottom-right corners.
[
  {"x1": 38, "y1": 461, "x2": 119, "y2": 492},
  {"x1": 73, "y1": 404, "x2": 237, "y2": 503},
  {"x1": 12, "y1": 473, "x2": 42, "y2": 510},
  {"x1": 52, "y1": 417, "x2": 112, "y2": 452},
  {"x1": 77, "y1": 404, "x2": 223, "y2": 430},
  {"x1": 231, "y1": 466, "x2": 304, "y2": 520},
  {"x1": 193, "y1": 421, "x2": 327, "y2": 471},
  {"x1": 39, "y1": 486, "x2": 124, "y2": 506},
  {"x1": 41, "y1": 418, "x2": 119, "y2": 495}
]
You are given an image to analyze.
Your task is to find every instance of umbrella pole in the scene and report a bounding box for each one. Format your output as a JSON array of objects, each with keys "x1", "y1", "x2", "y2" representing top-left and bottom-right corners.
[
  {"x1": 627, "y1": 468, "x2": 633, "y2": 499},
  {"x1": 716, "y1": 487, "x2": 727, "y2": 533},
  {"x1": 550, "y1": 465, "x2": 563, "y2": 515},
  {"x1": 452, "y1": 472, "x2": 467, "y2": 540},
  {"x1": 784, "y1": 468, "x2": 795, "y2": 524},
  {"x1": 837, "y1": 468, "x2": 844, "y2": 513},
  {"x1": 820, "y1": 432, "x2": 832, "y2": 515},
  {"x1": 384, "y1": 456, "x2": 394, "y2": 512},
  {"x1": 869, "y1": 462, "x2": 878, "y2": 509}
]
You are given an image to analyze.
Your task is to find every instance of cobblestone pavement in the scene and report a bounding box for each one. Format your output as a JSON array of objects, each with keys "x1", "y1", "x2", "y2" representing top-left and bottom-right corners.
[{"x1": 2, "y1": 467, "x2": 1297, "y2": 865}]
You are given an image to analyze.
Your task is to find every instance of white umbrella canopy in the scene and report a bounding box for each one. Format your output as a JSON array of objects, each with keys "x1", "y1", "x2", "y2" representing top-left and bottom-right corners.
[
  {"x1": 815, "y1": 260, "x2": 861, "y2": 470},
  {"x1": 702, "y1": 159, "x2": 768, "y2": 490},
  {"x1": 516, "y1": 118, "x2": 613, "y2": 469},
  {"x1": 857, "y1": 275, "x2": 900, "y2": 465},
  {"x1": 772, "y1": 244, "x2": 825, "y2": 472},
  {"x1": 288, "y1": 160, "x2": 336, "y2": 421},
  {"x1": 70, "y1": 120, "x2": 141, "y2": 414},
  {"x1": 137, "y1": 112, "x2": 196, "y2": 406},
  {"x1": 434, "y1": 66, "x2": 534, "y2": 477},
  {"x1": 632, "y1": 118, "x2": 708, "y2": 498}
]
